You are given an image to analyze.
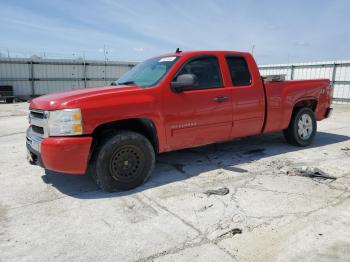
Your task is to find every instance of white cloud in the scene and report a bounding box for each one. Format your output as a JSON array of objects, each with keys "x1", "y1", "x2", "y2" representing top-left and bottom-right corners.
[
  {"x1": 294, "y1": 41, "x2": 310, "y2": 47},
  {"x1": 133, "y1": 47, "x2": 144, "y2": 52}
]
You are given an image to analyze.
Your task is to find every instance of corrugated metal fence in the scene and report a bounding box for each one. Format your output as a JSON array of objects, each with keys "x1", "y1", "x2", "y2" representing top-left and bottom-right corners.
[
  {"x1": 259, "y1": 61, "x2": 350, "y2": 104},
  {"x1": 1, "y1": 57, "x2": 350, "y2": 104},
  {"x1": 0, "y1": 58, "x2": 136, "y2": 98}
]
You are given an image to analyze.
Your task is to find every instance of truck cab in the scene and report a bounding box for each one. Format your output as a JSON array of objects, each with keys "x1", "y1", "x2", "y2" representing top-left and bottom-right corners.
[{"x1": 27, "y1": 50, "x2": 333, "y2": 191}]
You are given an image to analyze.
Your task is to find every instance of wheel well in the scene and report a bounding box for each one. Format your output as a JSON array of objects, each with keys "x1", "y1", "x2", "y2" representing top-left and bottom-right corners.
[
  {"x1": 91, "y1": 118, "x2": 159, "y2": 153},
  {"x1": 293, "y1": 99, "x2": 317, "y2": 112}
]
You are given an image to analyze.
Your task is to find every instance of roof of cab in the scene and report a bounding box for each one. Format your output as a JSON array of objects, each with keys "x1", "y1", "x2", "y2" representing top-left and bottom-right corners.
[{"x1": 157, "y1": 50, "x2": 252, "y2": 57}]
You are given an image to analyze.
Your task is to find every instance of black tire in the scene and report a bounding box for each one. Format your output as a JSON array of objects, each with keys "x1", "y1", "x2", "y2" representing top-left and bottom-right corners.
[
  {"x1": 283, "y1": 107, "x2": 317, "y2": 147},
  {"x1": 90, "y1": 130, "x2": 155, "y2": 192}
]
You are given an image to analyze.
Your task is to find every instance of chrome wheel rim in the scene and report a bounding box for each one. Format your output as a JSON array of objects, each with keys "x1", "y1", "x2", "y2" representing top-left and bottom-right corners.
[{"x1": 297, "y1": 114, "x2": 313, "y2": 140}]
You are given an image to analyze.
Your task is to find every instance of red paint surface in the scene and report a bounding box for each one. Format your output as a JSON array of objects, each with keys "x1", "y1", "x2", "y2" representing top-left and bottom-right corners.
[
  {"x1": 30, "y1": 51, "x2": 332, "y2": 174},
  {"x1": 41, "y1": 137, "x2": 92, "y2": 174}
]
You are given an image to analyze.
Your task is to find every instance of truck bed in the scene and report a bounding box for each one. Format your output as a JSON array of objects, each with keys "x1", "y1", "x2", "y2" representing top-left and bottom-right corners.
[{"x1": 263, "y1": 79, "x2": 331, "y2": 133}]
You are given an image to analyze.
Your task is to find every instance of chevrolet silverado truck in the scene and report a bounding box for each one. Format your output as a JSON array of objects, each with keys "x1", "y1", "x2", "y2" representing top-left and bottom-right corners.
[{"x1": 27, "y1": 50, "x2": 333, "y2": 191}]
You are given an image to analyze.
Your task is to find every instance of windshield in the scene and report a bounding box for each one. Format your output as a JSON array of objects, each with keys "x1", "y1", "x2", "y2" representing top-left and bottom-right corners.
[{"x1": 114, "y1": 56, "x2": 179, "y2": 87}]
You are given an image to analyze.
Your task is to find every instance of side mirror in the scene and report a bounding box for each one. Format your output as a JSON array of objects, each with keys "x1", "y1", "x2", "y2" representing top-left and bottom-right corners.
[{"x1": 170, "y1": 74, "x2": 197, "y2": 93}]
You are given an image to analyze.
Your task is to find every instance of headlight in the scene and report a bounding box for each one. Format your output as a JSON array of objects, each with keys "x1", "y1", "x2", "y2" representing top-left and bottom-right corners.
[{"x1": 48, "y1": 108, "x2": 83, "y2": 136}]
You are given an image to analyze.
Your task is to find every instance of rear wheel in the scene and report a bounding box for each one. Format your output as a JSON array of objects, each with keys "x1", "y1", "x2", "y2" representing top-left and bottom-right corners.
[
  {"x1": 90, "y1": 130, "x2": 155, "y2": 192},
  {"x1": 283, "y1": 107, "x2": 317, "y2": 146}
]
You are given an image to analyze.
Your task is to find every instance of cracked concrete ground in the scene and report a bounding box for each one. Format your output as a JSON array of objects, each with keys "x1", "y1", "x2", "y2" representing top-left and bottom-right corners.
[{"x1": 0, "y1": 102, "x2": 350, "y2": 262}]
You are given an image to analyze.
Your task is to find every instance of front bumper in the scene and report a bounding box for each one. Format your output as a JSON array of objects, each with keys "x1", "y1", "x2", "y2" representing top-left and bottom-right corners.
[{"x1": 26, "y1": 127, "x2": 93, "y2": 174}]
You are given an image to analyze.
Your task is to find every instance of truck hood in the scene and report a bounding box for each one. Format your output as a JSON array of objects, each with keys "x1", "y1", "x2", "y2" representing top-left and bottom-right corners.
[{"x1": 30, "y1": 85, "x2": 142, "y2": 110}]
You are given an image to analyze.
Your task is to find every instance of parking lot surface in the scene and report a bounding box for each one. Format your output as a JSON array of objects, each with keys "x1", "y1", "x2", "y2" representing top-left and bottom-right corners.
[{"x1": 0, "y1": 102, "x2": 350, "y2": 262}]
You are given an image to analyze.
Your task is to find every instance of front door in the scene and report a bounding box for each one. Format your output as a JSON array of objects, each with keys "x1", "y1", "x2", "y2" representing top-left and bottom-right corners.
[{"x1": 162, "y1": 55, "x2": 233, "y2": 150}]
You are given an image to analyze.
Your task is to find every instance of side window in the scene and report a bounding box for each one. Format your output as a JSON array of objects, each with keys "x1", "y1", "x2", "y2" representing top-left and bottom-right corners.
[
  {"x1": 226, "y1": 56, "x2": 252, "y2": 86},
  {"x1": 175, "y1": 56, "x2": 222, "y2": 89}
]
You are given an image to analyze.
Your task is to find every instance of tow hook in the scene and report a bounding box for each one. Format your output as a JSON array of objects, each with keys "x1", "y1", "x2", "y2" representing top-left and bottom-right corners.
[{"x1": 27, "y1": 151, "x2": 36, "y2": 165}]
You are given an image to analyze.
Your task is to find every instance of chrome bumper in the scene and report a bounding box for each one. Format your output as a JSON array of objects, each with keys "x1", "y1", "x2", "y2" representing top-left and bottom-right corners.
[
  {"x1": 26, "y1": 127, "x2": 43, "y2": 152},
  {"x1": 26, "y1": 127, "x2": 44, "y2": 166}
]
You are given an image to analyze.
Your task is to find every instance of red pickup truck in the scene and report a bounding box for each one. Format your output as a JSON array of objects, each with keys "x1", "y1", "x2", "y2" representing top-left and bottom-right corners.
[{"x1": 27, "y1": 50, "x2": 333, "y2": 191}]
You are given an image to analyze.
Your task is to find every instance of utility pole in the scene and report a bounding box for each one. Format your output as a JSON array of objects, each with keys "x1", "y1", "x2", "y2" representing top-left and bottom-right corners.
[
  {"x1": 251, "y1": 44, "x2": 255, "y2": 55},
  {"x1": 103, "y1": 45, "x2": 109, "y2": 62}
]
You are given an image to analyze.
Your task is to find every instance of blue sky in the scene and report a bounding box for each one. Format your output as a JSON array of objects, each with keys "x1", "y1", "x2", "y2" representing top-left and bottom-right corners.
[{"x1": 0, "y1": 0, "x2": 349, "y2": 64}]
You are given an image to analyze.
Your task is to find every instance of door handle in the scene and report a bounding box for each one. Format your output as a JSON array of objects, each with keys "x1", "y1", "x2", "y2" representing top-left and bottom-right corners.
[{"x1": 213, "y1": 96, "x2": 229, "y2": 103}]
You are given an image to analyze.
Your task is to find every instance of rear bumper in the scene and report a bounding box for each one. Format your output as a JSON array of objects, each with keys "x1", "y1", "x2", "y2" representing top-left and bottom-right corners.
[
  {"x1": 26, "y1": 128, "x2": 93, "y2": 174},
  {"x1": 325, "y1": 107, "x2": 333, "y2": 118}
]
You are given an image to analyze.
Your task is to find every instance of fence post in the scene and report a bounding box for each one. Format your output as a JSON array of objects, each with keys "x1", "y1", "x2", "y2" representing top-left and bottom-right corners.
[
  {"x1": 290, "y1": 65, "x2": 294, "y2": 80},
  {"x1": 331, "y1": 63, "x2": 337, "y2": 86},
  {"x1": 83, "y1": 61, "x2": 87, "y2": 88},
  {"x1": 30, "y1": 61, "x2": 35, "y2": 97}
]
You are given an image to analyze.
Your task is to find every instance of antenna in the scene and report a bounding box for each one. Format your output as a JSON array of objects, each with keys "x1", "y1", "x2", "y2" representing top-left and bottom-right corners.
[{"x1": 175, "y1": 48, "x2": 182, "y2": 53}]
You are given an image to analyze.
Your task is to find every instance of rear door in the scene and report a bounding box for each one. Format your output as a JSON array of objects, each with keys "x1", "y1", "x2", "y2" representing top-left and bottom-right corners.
[
  {"x1": 162, "y1": 55, "x2": 233, "y2": 150},
  {"x1": 225, "y1": 55, "x2": 265, "y2": 138}
]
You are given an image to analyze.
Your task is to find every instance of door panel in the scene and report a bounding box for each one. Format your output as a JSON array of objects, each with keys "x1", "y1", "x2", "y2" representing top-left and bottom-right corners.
[
  {"x1": 225, "y1": 55, "x2": 265, "y2": 138},
  {"x1": 162, "y1": 55, "x2": 233, "y2": 150},
  {"x1": 163, "y1": 88, "x2": 232, "y2": 150},
  {"x1": 231, "y1": 86, "x2": 265, "y2": 138}
]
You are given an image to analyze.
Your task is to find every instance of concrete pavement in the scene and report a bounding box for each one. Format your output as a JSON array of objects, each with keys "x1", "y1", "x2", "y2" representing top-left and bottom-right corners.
[{"x1": 0, "y1": 102, "x2": 349, "y2": 261}]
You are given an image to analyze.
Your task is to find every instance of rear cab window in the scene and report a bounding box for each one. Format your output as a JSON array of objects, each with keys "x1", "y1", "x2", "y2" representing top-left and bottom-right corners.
[{"x1": 225, "y1": 55, "x2": 252, "y2": 86}]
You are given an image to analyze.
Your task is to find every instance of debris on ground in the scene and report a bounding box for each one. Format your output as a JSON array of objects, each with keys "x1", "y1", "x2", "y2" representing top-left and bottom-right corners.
[
  {"x1": 198, "y1": 204, "x2": 213, "y2": 212},
  {"x1": 243, "y1": 148, "x2": 266, "y2": 155},
  {"x1": 204, "y1": 187, "x2": 230, "y2": 196},
  {"x1": 287, "y1": 170, "x2": 296, "y2": 176},
  {"x1": 267, "y1": 159, "x2": 293, "y2": 171},
  {"x1": 216, "y1": 228, "x2": 242, "y2": 240},
  {"x1": 341, "y1": 147, "x2": 350, "y2": 151},
  {"x1": 288, "y1": 167, "x2": 337, "y2": 180}
]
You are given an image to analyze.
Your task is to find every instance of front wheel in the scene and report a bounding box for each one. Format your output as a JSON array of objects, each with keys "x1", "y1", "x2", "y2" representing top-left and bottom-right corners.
[
  {"x1": 91, "y1": 131, "x2": 155, "y2": 192},
  {"x1": 283, "y1": 107, "x2": 317, "y2": 147}
]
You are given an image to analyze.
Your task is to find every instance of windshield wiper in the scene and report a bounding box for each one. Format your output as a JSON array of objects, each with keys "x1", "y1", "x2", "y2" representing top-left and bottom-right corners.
[{"x1": 117, "y1": 81, "x2": 136, "y2": 85}]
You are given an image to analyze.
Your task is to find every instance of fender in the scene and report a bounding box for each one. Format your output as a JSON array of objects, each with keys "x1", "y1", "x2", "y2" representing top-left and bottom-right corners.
[{"x1": 282, "y1": 95, "x2": 318, "y2": 130}]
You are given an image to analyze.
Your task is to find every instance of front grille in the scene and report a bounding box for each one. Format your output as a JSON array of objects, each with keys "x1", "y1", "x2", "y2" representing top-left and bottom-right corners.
[
  {"x1": 32, "y1": 125, "x2": 44, "y2": 134},
  {"x1": 29, "y1": 109, "x2": 47, "y2": 137},
  {"x1": 30, "y1": 110, "x2": 45, "y2": 119}
]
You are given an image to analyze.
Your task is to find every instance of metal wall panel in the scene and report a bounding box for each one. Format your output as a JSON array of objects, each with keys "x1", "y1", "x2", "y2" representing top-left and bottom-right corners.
[
  {"x1": 0, "y1": 58, "x2": 136, "y2": 98},
  {"x1": 0, "y1": 80, "x2": 32, "y2": 95},
  {"x1": 34, "y1": 64, "x2": 84, "y2": 79},
  {"x1": 335, "y1": 64, "x2": 350, "y2": 81},
  {"x1": 2, "y1": 57, "x2": 349, "y2": 103},
  {"x1": 334, "y1": 83, "x2": 350, "y2": 101},
  {"x1": 86, "y1": 80, "x2": 110, "y2": 87},
  {"x1": 293, "y1": 66, "x2": 333, "y2": 80},
  {"x1": 86, "y1": 65, "x2": 106, "y2": 79},
  {"x1": 0, "y1": 62, "x2": 30, "y2": 79},
  {"x1": 35, "y1": 80, "x2": 84, "y2": 94},
  {"x1": 259, "y1": 67, "x2": 292, "y2": 80}
]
